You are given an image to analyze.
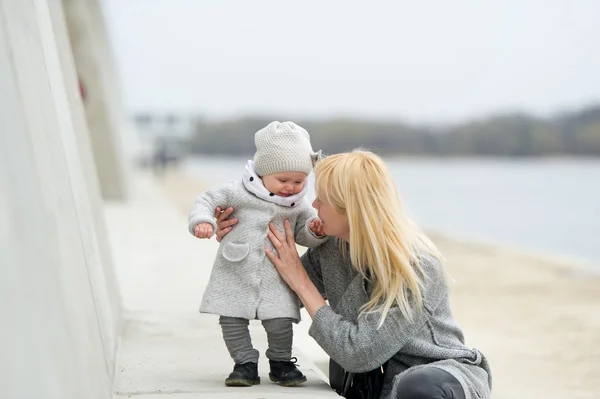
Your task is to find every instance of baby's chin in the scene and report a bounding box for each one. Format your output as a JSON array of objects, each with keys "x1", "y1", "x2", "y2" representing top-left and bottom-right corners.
[{"x1": 277, "y1": 192, "x2": 293, "y2": 197}]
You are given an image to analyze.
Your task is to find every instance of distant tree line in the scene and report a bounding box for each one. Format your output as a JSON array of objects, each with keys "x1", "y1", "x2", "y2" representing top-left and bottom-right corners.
[{"x1": 143, "y1": 104, "x2": 600, "y2": 157}]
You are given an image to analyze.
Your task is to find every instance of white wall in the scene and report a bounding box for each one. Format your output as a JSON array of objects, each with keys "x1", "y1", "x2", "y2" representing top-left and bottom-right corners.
[
  {"x1": 62, "y1": 0, "x2": 130, "y2": 201},
  {"x1": 0, "y1": 1, "x2": 120, "y2": 398}
]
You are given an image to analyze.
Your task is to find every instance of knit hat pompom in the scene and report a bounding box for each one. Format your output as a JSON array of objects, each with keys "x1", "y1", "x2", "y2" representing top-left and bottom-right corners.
[{"x1": 253, "y1": 121, "x2": 321, "y2": 176}]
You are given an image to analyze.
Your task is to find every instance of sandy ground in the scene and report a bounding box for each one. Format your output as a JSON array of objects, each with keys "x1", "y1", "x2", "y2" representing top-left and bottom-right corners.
[{"x1": 157, "y1": 167, "x2": 600, "y2": 399}]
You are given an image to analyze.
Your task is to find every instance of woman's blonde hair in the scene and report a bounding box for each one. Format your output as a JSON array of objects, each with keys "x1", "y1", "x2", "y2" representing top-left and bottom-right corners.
[{"x1": 314, "y1": 149, "x2": 444, "y2": 327}]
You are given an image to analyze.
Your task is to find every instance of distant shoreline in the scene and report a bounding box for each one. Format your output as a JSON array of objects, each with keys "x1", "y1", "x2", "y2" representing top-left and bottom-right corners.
[
  {"x1": 427, "y1": 230, "x2": 599, "y2": 274},
  {"x1": 178, "y1": 155, "x2": 600, "y2": 263},
  {"x1": 159, "y1": 163, "x2": 600, "y2": 271}
]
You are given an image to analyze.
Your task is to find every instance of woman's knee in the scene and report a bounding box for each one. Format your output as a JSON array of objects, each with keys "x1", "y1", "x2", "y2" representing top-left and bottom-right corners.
[
  {"x1": 397, "y1": 376, "x2": 439, "y2": 399},
  {"x1": 395, "y1": 367, "x2": 465, "y2": 399}
]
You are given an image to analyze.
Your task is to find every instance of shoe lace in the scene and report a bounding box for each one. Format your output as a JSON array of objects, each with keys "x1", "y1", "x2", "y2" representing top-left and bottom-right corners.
[
  {"x1": 282, "y1": 357, "x2": 301, "y2": 371},
  {"x1": 271, "y1": 357, "x2": 301, "y2": 371}
]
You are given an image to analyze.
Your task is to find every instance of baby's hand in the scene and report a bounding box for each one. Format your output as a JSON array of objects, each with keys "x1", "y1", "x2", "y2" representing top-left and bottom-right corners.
[
  {"x1": 309, "y1": 218, "x2": 325, "y2": 237},
  {"x1": 194, "y1": 223, "x2": 214, "y2": 239}
]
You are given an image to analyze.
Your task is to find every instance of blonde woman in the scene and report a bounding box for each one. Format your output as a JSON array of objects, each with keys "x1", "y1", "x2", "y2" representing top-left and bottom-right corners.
[{"x1": 215, "y1": 150, "x2": 491, "y2": 399}]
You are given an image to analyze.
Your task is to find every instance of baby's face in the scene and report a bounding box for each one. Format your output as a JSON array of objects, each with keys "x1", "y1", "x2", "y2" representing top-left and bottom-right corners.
[{"x1": 261, "y1": 171, "x2": 308, "y2": 197}]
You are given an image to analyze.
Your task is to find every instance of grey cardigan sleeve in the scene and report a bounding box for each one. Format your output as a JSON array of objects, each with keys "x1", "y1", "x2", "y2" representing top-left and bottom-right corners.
[
  {"x1": 188, "y1": 181, "x2": 234, "y2": 237},
  {"x1": 308, "y1": 305, "x2": 429, "y2": 373},
  {"x1": 308, "y1": 258, "x2": 443, "y2": 373},
  {"x1": 300, "y1": 247, "x2": 327, "y2": 299},
  {"x1": 294, "y1": 203, "x2": 327, "y2": 248}
]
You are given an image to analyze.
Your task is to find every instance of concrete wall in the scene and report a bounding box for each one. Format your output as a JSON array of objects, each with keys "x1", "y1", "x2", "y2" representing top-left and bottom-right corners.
[
  {"x1": 0, "y1": 1, "x2": 121, "y2": 398},
  {"x1": 62, "y1": 0, "x2": 129, "y2": 201}
]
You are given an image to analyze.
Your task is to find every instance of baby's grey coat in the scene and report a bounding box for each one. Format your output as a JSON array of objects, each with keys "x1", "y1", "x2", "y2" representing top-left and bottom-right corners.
[
  {"x1": 303, "y1": 239, "x2": 492, "y2": 399},
  {"x1": 188, "y1": 179, "x2": 324, "y2": 322}
]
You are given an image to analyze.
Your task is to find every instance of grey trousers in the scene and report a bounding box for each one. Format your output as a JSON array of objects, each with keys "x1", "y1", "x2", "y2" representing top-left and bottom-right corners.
[
  {"x1": 219, "y1": 316, "x2": 293, "y2": 364},
  {"x1": 394, "y1": 367, "x2": 465, "y2": 399}
]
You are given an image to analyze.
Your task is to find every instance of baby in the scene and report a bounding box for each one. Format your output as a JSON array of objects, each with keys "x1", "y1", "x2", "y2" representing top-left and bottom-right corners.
[{"x1": 188, "y1": 121, "x2": 326, "y2": 387}]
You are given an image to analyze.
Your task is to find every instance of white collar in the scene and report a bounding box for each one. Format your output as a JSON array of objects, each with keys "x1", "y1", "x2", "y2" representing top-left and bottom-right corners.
[{"x1": 242, "y1": 160, "x2": 308, "y2": 207}]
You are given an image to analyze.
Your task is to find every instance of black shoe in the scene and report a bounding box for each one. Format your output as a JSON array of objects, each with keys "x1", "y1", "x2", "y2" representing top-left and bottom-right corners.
[
  {"x1": 224, "y1": 362, "x2": 260, "y2": 387},
  {"x1": 269, "y1": 357, "x2": 307, "y2": 387}
]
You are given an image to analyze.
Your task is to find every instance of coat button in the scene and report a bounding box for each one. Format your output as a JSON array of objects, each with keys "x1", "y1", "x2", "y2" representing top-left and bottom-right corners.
[
  {"x1": 291, "y1": 203, "x2": 295, "y2": 206},
  {"x1": 269, "y1": 192, "x2": 275, "y2": 196},
  {"x1": 249, "y1": 177, "x2": 254, "y2": 181}
]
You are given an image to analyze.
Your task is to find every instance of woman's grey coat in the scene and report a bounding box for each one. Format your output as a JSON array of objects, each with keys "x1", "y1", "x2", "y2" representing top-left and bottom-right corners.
[
  {"x1": 302, "y1": 239, "x2": 492, "y2": 399},
  {"x1": 188, "y1": 179, "x2": 325, "y2": 322}
]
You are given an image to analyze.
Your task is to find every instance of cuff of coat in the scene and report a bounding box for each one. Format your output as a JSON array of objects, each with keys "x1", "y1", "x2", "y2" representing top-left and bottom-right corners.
[{"x1": 308, "y1": 305, "x2": 336, "y2": 341}]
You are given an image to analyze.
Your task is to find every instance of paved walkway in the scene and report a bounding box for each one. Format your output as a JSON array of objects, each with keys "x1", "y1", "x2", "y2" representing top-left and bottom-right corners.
[{"x1": 104, "y1": 172, "x2": 337, "y2": 398}]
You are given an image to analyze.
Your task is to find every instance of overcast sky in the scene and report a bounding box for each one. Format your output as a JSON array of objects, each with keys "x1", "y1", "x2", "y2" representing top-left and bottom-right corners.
[{"x1": 103, "y1": 0, "x2": 600, "y2": 123}]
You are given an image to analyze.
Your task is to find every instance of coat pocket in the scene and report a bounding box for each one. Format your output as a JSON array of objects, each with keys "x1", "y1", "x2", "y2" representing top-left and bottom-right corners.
[{"x1": 222, "y1": 242, "x2": 250, "y2": 262}]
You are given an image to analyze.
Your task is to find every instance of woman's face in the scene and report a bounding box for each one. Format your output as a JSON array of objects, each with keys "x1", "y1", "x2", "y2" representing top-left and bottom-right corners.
[{"x1": 312, "y1": 189, "x2": 350, "y2": 241}]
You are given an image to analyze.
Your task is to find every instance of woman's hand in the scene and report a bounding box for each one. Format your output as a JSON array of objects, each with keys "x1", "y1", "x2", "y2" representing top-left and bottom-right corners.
[
  {"x1": 214, "y1": 207, "x2": 238, "y2": 242},
  {"x1": 265, "y1": 220, "x2": 327, "y2": 317}
]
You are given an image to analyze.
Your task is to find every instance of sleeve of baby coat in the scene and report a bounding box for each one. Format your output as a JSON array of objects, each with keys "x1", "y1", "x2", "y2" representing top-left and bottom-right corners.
[
  {"x1": 294, "y1": 203, "x2": 328, "y2": 248},
  {"x1": 188, "y1": 181, "x2": 235, "y2": 237}
]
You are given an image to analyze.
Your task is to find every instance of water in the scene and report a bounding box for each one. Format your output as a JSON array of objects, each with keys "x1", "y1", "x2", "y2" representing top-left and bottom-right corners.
[{"x1": 184, "y1": 156, "x2": 600, "y2": 263}]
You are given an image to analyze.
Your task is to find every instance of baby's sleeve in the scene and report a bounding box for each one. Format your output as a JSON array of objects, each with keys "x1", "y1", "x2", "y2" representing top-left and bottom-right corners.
[
  {"x1": 294, "y1": 202, "x2": 328, "y2": 248},
  {"x1": 188, "y1": 181, "x2": 234, "y2": 237}
]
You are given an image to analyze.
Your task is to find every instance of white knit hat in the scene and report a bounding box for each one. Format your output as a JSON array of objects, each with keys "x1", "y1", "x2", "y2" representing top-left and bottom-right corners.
[{"x1": 253, "y1": 121, "x2": 321, "y2": 176}]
